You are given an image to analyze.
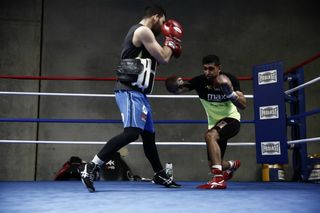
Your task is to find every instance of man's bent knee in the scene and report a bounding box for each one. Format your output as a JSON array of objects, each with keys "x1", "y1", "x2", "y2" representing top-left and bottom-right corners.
[{"x1": 205, "y1": 129, "x2": 220, "y2": 142}]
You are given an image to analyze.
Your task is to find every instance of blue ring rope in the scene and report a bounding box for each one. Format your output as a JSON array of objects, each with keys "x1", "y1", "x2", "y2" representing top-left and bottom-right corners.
[
  {"x1": 0, "y1": 118, "x2": 255, "y2": 124},
  {"x1": 287, "y1": 108, "x2": 320, "y2": 120},
  {"x1": 3, "y1": 108, "x2": 318, "y2": 124}
]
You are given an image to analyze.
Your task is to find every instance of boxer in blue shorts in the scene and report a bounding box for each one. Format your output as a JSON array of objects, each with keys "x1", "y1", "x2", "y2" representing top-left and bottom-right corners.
[
  {"x1": 79, "y1": 4, "x2": 183, "y2": 192},
  {"x1": 115, "y1": 91, "x2": 154, "y2": 133}
]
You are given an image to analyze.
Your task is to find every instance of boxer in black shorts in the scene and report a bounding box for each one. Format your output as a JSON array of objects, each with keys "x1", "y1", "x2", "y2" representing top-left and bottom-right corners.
[{"x1": 165, "y1": 54, "x2": 247, "y2": 189}]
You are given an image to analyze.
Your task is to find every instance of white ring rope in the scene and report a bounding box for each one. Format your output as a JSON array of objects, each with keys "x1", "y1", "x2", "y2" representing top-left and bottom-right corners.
[
  {"x1": 1, "y1": 76, "x2": 318, "y2": 98},
  {"x1": 0, "y1": 91, "x2": 254, "y2": 99},
  {"x1": 0, "y1": 137, "x2": 319, "y2": 145},
  {"x1": 287, "y1": 137, "x2": 320, "y2": 145},
  {"x1": 285, "y1": 76, "x2": 320, "y2": 95},
  {"x1": 1, "y1": 77, "x2": 319, "y2": 147}
]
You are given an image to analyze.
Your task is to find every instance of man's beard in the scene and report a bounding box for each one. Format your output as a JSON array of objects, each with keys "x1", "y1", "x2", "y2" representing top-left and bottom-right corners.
[
  {"x1": 206, "y1": 75, "x2": 214, "y2": 82},
  {"x1": 151, "y1": 21, "x2": 162, "y2": 37}
]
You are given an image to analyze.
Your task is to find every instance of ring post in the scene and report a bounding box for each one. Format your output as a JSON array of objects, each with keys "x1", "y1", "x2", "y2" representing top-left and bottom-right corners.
[
  {"x1": 253, "y1": 61, "x2": 288, "y2": 164},
  {"x1": 286, "y1": 67, "x2": 308, "y2": 181}
]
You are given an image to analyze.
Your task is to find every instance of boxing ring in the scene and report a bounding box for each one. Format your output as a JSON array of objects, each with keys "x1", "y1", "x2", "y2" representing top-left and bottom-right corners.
[
  {"x1": 0, "y1": 53, "x2": 320, "y2": 212},
  {"x1": 0, "y1": 181, "x2": 319, "y2": 213}
]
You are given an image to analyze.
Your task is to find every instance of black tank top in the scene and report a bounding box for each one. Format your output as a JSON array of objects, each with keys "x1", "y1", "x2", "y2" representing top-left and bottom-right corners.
[{"x1": 115, "y1": 24, "x2": 157, "y2": 93}]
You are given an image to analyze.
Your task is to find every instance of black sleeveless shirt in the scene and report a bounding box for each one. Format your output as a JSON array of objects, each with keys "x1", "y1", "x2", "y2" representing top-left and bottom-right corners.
[{"x1": 115, "y1": 24, "x2": 157, "y2": 93}]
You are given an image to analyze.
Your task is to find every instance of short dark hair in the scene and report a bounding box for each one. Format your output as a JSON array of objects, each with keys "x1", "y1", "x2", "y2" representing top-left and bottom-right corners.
[
  {"x1": 202, "y1": 54, "x2": 221, "y2": 65},
  {"x1": 144, "y1": 4, "x2": 166, "y2": 19}
]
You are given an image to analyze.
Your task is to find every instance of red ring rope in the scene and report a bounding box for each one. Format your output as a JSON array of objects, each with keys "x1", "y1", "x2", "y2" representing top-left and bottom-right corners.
[
  {"x1": 285, "y1": 52, "x2": 320, "y2": 75},
  {"x1": 0, "y1": 52, "x2": 319, "y2": 81}
]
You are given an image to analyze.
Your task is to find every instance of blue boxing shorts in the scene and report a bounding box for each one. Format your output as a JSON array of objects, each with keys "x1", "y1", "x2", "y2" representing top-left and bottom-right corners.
[{"x1": 115, "y1": 90, "x2": 154, "y2": 133}]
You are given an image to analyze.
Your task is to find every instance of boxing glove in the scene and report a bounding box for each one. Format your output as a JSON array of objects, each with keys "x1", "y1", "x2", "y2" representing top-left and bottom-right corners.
[
  {"x1": 162, "y1": 19, "x2": 183, "y2": 58},
  {"x1": 165, "y1": 75, "x2": 183, "y2": 93},
  {"x1": 161, "y1": 19, "x2": 183, "y2": 41},
  {"x1": 164, "y1": 37, "x2": 181, "y2": 58},
  {"x1": 215, "y1": 74, "x2": 238, "y2": 101}
]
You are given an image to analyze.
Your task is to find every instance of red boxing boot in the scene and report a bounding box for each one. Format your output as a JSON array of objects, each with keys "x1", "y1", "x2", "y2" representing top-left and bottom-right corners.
[
  {"x1": 223, "y1": 160, "x2": 241, "y2": 181},
  {"x1": 197, "y1": 168, "x2": 226, "y2": 189}
]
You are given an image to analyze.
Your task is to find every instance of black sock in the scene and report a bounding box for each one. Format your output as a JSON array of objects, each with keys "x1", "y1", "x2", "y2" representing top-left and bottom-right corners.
[{"x1": 141, "y1": 131, "x2": 164, "y2": 173}]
